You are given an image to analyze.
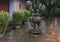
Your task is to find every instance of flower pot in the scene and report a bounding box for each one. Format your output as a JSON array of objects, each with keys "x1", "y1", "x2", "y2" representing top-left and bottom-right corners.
[
  {"x1": 15, "y1": 25, "x2": 20, "y2": 29},
  {"x1": 24, "y1": 22, "x2": 28, "y2": 25},
  {"x1": 0, "y1": 34, "x2": 4, "y2": 37}
]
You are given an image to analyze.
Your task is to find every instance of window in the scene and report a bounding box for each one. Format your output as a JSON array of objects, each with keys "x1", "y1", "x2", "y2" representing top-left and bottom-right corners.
[{"x1": 19, "y1": 3, "x2": 21, "y2": 9}]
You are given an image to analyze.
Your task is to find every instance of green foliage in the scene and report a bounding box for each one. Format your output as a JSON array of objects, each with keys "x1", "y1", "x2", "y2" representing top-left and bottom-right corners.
[
  {"x1": 23, "y1": 10, "x2": 31, "y2": 21},
  {"x1": 50, "y1": 7, "x2": 60, "y2": 16},
  {"x1": 0, "y1": 11, "x2": 9, "y2": 34},
  {"x1": 12, "y1": 10, "x2": 25, "y2": 25},
  {"x1": 39, "y1": 3, "x2": 47, "y2": 16},
  {"x1": 39, "y1": 0, "x2": 60, "y2": 17}
]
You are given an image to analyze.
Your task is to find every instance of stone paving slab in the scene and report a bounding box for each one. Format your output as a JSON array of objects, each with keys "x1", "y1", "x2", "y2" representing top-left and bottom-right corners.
[{"x1": 0, "y1": 20, "x2": 60, "y2": 42}]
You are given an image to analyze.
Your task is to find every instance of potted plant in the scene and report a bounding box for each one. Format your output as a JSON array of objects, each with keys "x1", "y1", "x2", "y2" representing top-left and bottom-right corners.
[
  {"x1": 0, "y1": 11, "x2": 9, "y2": 37},
  {"x1": 12, "y1": 10, "x2": 25, "y2": 28},
  {"x1": 22, "y1": 10, "x2": 30, "y2": 24}
]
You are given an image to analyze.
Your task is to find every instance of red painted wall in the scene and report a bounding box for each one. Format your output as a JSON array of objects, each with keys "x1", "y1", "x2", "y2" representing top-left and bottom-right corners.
[{"x1": 0, "y1": 0, "x2": 9, "y2": 12}]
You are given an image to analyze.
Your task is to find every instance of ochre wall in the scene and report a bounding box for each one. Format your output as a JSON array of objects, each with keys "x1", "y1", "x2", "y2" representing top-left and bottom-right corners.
[{"x1": 0, "y1": 0, "x2": 9, "y2": 12}]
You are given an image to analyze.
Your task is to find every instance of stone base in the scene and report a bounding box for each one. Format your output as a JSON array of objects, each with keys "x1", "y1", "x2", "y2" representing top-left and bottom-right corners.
[
  {"x1": 30, "y1": 34, "x2": 40, "y2": 37},
  {"x1": 29, "y1": 29, "x2": 41, "y2": 35}
]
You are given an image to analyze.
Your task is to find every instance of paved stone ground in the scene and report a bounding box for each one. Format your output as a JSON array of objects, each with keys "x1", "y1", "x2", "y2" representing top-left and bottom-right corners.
[
  {"x1": 0, "y1": 25, "x2": 60, "y2": 42},
  {"x1": 45, "y1": 28, "x2": 60, "y2": 42},
  {"x1": 45, "y1": 17, "x2": 60, "y2": 42},
  {"x1": 0, "y1": 18, "x2": 60, "y2": 42}
]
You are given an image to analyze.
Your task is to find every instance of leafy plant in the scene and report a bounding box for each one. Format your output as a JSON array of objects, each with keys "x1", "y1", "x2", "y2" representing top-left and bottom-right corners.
[
  {"x1": 0, "y1": 11, "x2": 9, "y2": 34},
  {"x1": 39, "y1": 3, "x2": 47, "y2": 16},
  {"x1": 12, "y1": 10, "x2": 25, "y2": 25},
  {"x1": 39, "y1": 0, "x2": 60, "y2": 17},
  {"x1": 23, "y1": 10, "x2": 31, "y2": 21}
]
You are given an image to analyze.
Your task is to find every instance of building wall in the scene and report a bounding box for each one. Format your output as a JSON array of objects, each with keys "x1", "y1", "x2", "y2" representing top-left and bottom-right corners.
[
  {"x1": 10, "y1": 0, "x2": 26, "y2": 17},
  {"x1": 14, "y1": 0, "x2": 20, "y2": 10},
  {"x1": 14, "y1": 0, "x2": 26, "y2": 10},
  {"x1": 10, "y1": 0, "x2": 14, "y2": 17},
  {"x1": 20, "y1": 1, "x2": 26, "y2": 10}
]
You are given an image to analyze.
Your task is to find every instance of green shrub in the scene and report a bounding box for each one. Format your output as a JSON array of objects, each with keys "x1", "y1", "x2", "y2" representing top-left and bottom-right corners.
[
  {"x1": 50, "y1": 7, "x2": 60, "y2": 16},
  {"x1": 23, "y1": 10, "x2": 31, "y2": 21},
  {"x1": 12, "y1": 10, "x2": 25, "y2": 25},
  {"x1": 39, "y1": 3, "x2": 60, "y2": 17},
  {"x1": 0, "y1": 11, "x2": 9, "y2": 34},
  {"x1": 39, "y1": 3, "x2": 47, "y2": 15}
]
